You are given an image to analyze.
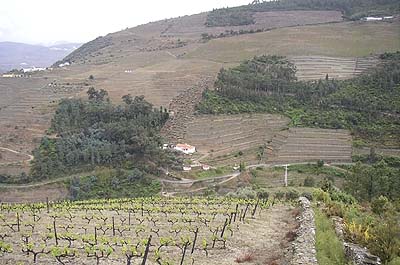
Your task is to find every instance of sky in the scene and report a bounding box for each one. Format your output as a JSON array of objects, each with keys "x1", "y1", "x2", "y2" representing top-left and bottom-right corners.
[{"x1": 0, "y1": 0, "x2": 250, "y2": 46}]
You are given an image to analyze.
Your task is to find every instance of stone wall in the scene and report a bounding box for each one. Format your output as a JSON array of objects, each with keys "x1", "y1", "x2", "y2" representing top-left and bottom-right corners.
[
  {"x1": 332, "y1": 217, "x2": 382, "y2": 265},
  {"x1": 291, "y1": 197, "x2": 318, "y2": 265}
]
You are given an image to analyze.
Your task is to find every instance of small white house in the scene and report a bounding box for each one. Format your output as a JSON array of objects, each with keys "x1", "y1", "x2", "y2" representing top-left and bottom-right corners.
[
  {"x1": 174, "y1": 143, "x2": 196, "y2": 155},
  {"x1": 202, "y1": 165, "x2": 210, "y2": 171},
  {"x1": 183, "y1": 166, "x2": 192, "y2": 171}
]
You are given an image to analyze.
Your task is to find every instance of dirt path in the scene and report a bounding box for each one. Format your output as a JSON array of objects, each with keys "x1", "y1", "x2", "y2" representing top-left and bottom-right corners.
[
  {"x1": 0, "y1": 147, "x2": 34, "y2": 164},
  {"x1": 202, "y1": 204, "x2": 297, "y2": 265}
]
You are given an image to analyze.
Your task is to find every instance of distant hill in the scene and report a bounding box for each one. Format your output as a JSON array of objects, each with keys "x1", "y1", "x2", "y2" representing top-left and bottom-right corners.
[{"x1": 0, "y1": 42, "x2": 81, "y2": 73}]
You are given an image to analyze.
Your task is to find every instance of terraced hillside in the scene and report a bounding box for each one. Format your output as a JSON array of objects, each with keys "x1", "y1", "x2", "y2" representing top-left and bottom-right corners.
[
  {"x1": 0, "y1": 10, "x2": 398, "y2": 173},
  {"x1": 291, "y1": 55, "x2": 378, "y2": 80},
  {"x1": 268, "y1": 128, "x2": 352, "y2": 163},
  {"x1": 184, "y1": 114, "x2": 290, "y2": 155}
]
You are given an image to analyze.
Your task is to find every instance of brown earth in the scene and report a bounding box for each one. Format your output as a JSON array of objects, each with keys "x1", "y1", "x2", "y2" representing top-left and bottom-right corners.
[
  {"x1": 0, "y1": 183, "x2": 69, "y2": 203},
  {"x1": 0, "y1": 10, "x2": 398, "y2": 176}
]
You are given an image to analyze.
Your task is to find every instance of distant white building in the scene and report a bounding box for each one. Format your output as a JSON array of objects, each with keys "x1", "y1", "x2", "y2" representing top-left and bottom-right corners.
[
  {"x1": 59, "y1": 62, "x2": 70, "y2": 67},
  {"x1": 363, "y1": 16, "x2": 383, "y2": 21},
  {"x1": 174, "y1": 143, "x2": 196, "y2": 155},
  {"x1": 202, "y1": 165, "x2": 210, "y2": 171},
  {"x1": 2, "y1": 73, "x2": 23, "y2": 78},
  {"x1": 183, "y1": 165, "x2": 192, "y2": 171},
  {"x1": 23, "y1": 67, "x2": 46, "y2": 73}
]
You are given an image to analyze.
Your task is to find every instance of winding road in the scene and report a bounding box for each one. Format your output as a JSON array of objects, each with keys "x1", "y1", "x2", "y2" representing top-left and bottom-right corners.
[
  {"x1": 0, "y1": 147, "x2": 34, "y2": 168},
  {"x1": 0, "y1": 157, "x2": 353, "y2": 191}
]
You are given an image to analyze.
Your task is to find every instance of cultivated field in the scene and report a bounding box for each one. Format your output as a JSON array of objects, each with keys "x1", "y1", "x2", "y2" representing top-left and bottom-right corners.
[
  {"x1": 0, "y1": 197, "x2": 297, "y2": 264},
  {"x1": 268, "y1": 128, "x2": 353, "y2": 164},
  {"x1": 292, "y1": 55, "x2": 378, "y2": 80},
  {"x1": 184, "y1": 114, "x2": 290, "y2": 156}
]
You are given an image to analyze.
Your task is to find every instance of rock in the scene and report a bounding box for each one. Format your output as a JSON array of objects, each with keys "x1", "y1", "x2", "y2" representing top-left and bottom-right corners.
[
  {"x1": 344, "y1": 242, "x2": 381, "y2": 265},
  {"x1": 290, "y1": 197, "x2": 318, "y2": 265}
]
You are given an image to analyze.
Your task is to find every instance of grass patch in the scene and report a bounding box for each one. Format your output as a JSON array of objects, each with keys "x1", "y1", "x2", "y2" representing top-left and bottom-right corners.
[
  {"x1": 315, "y1": 207, "x2": 347, "y2": 265},
  {"x1": 68, "y1": 168, "x2": 161, "y2": 200},
  {"x1": 185, "y1": 166, "x2": 233, "y2": 180}
]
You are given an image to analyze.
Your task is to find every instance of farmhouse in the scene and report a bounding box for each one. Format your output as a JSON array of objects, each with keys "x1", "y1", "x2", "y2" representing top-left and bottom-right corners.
[{"x1": 174, "y1": 143, "x2": 196, "y2": 154}]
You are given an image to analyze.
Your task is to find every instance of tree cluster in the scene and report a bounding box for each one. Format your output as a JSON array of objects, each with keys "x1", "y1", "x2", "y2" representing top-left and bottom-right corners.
[{"x1": 30, "y1": 89, "x2": 171, "y2": 180}]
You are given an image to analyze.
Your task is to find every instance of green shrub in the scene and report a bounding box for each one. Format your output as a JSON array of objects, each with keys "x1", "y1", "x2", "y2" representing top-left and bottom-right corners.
[
  {"x1": 315, "y1": 208, "x2": 346, "y2": 265},
  {"x1": 304, "y1": 176, "x2": 315, "y2": 187}
]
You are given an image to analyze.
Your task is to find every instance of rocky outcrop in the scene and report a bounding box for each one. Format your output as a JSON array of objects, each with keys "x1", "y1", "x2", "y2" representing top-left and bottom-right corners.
[
  {"x1": 291, "y1": 197, "x2": 318, "y2": 265},
  {"x1": 344, "y1": 243, "x2": 382, "y2": 265},
  {"x1": 161, "y1": 77, "x2": 213, "y2": 143}
]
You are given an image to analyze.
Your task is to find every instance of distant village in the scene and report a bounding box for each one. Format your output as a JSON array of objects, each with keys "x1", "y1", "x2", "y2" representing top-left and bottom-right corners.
[{"x1": 1, "y1": 62, "x2": 70, "y2": 78}]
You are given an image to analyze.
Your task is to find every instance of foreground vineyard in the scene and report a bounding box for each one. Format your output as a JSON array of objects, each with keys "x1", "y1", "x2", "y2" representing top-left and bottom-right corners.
[{"x1": 0, "y1": 197, "x2": 293, "y2": 264}]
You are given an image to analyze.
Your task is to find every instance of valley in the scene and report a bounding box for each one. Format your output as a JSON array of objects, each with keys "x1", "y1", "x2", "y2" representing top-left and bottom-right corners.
[{"x1": 0, "y1": 1, "x2": 399, "y2": 263}]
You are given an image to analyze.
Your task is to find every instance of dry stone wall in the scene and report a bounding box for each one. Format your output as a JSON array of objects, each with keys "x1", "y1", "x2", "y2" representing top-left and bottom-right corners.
[{"x1": 291, "y1": 197, "x2": 318, "y2": 265}]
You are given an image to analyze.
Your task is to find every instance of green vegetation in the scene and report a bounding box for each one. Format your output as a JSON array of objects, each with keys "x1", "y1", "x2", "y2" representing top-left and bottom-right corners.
[
  {"x1": 206, "y1": 0, "x2": 400, "y2": 27},
  {"x1": 206, "y1": 8, "x2": 255, "y2": 27},
  {"x1": 315, "y1": 208, "x2": 347, "y2": 265},
  {"x1": 183, "y1": 166, "x2": 232, "y2": 180},
  {"x1": 313, "y1": 186, "x2": 400, "y2": 264},
  {"x1": 344, "y1": 161, "x2": 400, "y2": 202},
  {"x1": 29, "y1": 88, "x2": 179, "y2": 182},
  {"x1": 197, "y1": 53, "x2": 400, "y2": 147},
  {"x1": 68, "y1": 168, "x2": 161, "y2": 200}
]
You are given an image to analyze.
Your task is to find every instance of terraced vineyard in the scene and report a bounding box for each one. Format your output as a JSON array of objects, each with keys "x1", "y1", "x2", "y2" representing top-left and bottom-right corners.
[
  {"x1": 184, "y1": 114, "x2": 290, "y2": 156},
  {"x1": 291, "y1": 56, "x2": 378, "y2": 81},
  {"x1": 0, "y1": 197, "x2": 296, "y2": 264},
  {"x1": 268, "y1": 128, "x2": 352, "y2": 163}
]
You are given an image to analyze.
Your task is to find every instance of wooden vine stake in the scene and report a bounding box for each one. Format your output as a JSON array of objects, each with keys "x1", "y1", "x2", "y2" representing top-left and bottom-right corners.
[
  {"x1": 180, "y1": 241, "x2": 189, "y2": 265},
  {"x1": 141, "y1": 235, "x2": 152, "y2": 265},
  {"x1": 220, "y1": 218, "x2": 228, "y2": 237},
  {"x1": 53, "y1": 220, "x2": 58, "y2": 246},
  {"x1": 112, "y1": 216, "x2": 115, "y2": 236},
  {"x1": 191, "y1": 227, "x2": 199, "y2": 254},
  {"x1": 16, "y1": 212, "x2": 20, "y2": 232},
  {"x1": 46, "y1": 197, "x2": 50, "y2": 213},
  {"x1": 252, "y1": 198, "x2": 260, "y2": 217}
]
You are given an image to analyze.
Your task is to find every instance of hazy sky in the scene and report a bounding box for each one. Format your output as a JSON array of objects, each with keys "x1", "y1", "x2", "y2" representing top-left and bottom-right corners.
[{"x1": 0, "y1": 0, "x2": 250, "y2": 46}]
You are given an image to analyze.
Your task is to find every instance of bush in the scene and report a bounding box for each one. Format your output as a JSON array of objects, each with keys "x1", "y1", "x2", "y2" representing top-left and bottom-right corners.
[
  {"x1": 285, "y1": 189, "x2": 299, "y2": 201},
  {"x1": 371, "y1": 196, "x2": 390, "y2": 216},
  {"x1": 227, "y1": 186, "x2": 257, "y2": 199},
  {"x1": 315, "y1": 208, "x2": 346, "y2": 265},
  {"x1": 313, "y1": 189, "x2": 331, "y2": 203},
  {"x1": 303, "y1": 176, "x2": 315, "y2": 187}
]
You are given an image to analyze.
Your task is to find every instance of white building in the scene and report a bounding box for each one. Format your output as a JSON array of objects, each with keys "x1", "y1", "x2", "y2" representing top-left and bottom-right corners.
[
  {"x1": 183, "y1": 166, "x2": 192, "y2": 171},
  {"x1": 202, "y1": 165, "x2": 210, "y2": 171},
  {"x1": 23, "y1": 67, "x2": 46, "y2": 73},
  {"x1": 174, "y1": 143, "x2": 196, "y2": 155},
  {"x1": 59, "y1": 62, "x2": 70, "y2": 67},
  {"x1": 364, "y1": 17, "x2": 383, "y2": 21}
]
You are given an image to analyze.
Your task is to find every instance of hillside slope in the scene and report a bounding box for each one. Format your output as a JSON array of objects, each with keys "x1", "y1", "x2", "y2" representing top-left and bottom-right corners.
[{"x1": 0, "y1": 7, "x2": 399, "y2": 174}]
